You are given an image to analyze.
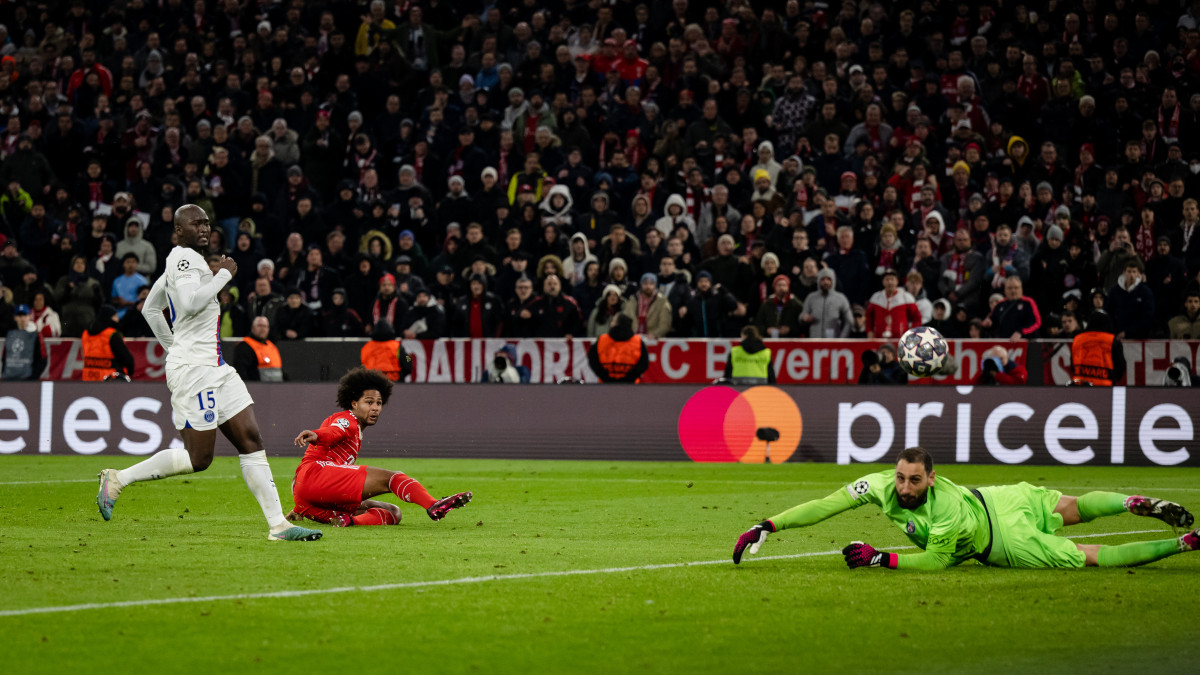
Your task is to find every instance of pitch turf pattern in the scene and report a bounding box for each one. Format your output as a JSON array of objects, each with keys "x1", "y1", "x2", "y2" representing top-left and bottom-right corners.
[{"x1": 2, "y1": 458, "x2": 1199, "y2": 673}]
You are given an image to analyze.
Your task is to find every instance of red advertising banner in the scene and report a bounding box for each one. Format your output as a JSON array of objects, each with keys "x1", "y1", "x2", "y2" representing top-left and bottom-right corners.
[
  {"x1": 25, "y1": 337, "x2": 1198, "y2": 385},
  {"x1": 1042, "y1": 340, "x2": 1200, "y2": 386},
  {"x1": 41, "y1": 338, "x2": 169, "y2": 381},
  {"x1": 31, "y1": 337, "x2": 1023, "y2": 384},
  {"x1": 398, "y1": 338, "x2": 1024, "y2": 384}
]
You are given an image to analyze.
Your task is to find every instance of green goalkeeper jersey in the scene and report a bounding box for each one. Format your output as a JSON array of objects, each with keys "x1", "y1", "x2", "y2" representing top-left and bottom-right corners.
[{"x1": 770, "y1": 470, "x2": 991, "y2": 570}]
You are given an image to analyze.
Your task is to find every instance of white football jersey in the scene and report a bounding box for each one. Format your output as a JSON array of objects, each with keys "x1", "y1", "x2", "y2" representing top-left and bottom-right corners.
[{"x1": 158, "y1": 246, "x2": 228, "y2": 368}]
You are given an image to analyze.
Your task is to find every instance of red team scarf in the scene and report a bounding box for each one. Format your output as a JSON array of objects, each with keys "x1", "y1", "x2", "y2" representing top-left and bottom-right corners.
[{"x1": 1159, "y1": 105, "x2": 1181, "y2": 140}]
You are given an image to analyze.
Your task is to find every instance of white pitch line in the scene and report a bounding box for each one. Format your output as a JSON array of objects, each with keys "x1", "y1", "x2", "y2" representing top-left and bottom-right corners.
[
  {"x1": 0, "y1": 529, "x2": 1168, "y2": 619},
  {"x1": 0, "y1": 475, "x2": 241, "y2": 486}
]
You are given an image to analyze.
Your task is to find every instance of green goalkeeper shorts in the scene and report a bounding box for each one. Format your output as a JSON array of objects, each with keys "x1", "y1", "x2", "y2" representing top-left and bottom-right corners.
[{"x1": 975, "y1": 482, "x2": 1087, "y2": 569}]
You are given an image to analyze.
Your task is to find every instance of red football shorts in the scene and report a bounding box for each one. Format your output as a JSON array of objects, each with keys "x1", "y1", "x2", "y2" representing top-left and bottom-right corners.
[{"x1": 292, "y1": 460, "x2": 368, "y2": 522}]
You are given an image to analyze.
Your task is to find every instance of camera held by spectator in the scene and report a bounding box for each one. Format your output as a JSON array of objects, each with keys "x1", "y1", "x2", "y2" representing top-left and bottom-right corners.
[
  {"x1": 976, "y1": 346, "x2": 1028, "y2": 385},
  {"x1": 484, "y1": 344, "x2": 529, "y2": 383},
  {"x1": 1163, "y1": 357, "x2": 1193, "y2": 387}
]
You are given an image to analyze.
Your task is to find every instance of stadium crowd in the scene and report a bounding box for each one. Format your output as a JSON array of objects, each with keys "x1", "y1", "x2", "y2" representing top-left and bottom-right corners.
[{"x1": 1, "y1": 0, "x2": 1200, "y2": 346}]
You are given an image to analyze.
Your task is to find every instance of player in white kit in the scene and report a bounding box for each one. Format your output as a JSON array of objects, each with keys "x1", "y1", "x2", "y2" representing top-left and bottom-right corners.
[{"x1": 96, "y1": 204, "x2": 322, "y2": 541}]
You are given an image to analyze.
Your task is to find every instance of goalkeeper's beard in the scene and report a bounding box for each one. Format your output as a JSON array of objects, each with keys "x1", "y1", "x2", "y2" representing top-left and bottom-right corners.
[{"x1": 897, "y1": 488, "x2": 929, "y2": 510}]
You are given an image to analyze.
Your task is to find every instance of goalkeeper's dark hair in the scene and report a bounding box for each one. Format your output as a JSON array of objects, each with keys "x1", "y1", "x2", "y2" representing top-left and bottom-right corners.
[
  {"x1": 336, "y1": 367, "x2": 394, "y2": 410},
  {"x1": 897, "y1": 446, "x2": 934, "y2": 474}
]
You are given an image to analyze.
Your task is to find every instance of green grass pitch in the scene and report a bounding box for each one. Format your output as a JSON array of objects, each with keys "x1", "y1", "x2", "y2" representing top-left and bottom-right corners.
[{"x1": 2, "y1": 456, "x2": 1199, "y2": 673}]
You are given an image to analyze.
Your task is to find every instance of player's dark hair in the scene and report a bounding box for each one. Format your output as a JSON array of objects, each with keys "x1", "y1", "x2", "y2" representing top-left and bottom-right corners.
[
  {"x1": 898, "y1": 446, "x2": 934, "y2": 473},
  {"x1": 336, "y1": 367, "x2": 394, "y2": 410}
]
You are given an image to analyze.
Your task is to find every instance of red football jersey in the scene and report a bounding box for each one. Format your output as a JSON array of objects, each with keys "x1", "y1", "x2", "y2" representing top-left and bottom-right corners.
[{"x1": 300, "y1": 411, "x2": 362, "y2": 466}]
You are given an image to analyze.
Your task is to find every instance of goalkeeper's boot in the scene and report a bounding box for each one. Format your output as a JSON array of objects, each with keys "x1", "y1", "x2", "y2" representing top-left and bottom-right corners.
[
  {"x1": 428, "y1": 491, "x2": 472, "y2": 521},
  {"x1": 1125, "y1": 496, "x2": 1195, "y2": 529},
  {"x1": 96, "y1": 469, "x2": 124, "y2": 521},
  {"x1": 268, "y1": 525, "x2": 323, "y2": 541},
  {"x1": 1179, "y1": 528, "x2": 1200, "y2": 552}
]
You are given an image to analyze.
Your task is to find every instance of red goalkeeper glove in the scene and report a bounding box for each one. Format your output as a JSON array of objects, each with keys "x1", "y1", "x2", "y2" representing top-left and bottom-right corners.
[
  {"x1": 732, "y1": 520, "x2": 775, "y2": 564},
  {"x1": 842, "y1": 541, "x2": 898, "y2": 569}
]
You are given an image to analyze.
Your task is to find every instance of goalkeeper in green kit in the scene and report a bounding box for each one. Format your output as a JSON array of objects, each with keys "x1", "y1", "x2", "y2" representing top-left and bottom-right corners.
[{"x1": 733, "y1": 447, "x2": 1200, "y2": 570}]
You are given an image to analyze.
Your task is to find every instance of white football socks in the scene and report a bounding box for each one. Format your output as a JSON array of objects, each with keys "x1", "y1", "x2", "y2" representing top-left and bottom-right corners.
[
  {"x1": 116, "y1": 448, "x2": 194, "y2": 486},
  {"x1": 239, "y1": 450, "x2": 289, "y2": 532}
]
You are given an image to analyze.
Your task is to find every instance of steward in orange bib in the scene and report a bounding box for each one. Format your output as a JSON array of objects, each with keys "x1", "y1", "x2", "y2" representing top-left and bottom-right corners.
[
  {"x1": 1070, "y1": 310, "x2": 1126, "y2": 386},
  {"x1": 587, "y1": 314, "x2": 649, "y2": 382},
  {"x1": 81, "y1": 305, "x2": 135, "y2": 381},
  {"x1": 360, "y1": 321, "x2": 413, "y2": 381},
  {"x1": 234, "y1": 316, "x2": 284, "y2": 381}
]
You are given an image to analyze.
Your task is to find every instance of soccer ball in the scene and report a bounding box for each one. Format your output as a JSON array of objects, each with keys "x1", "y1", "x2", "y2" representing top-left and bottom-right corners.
[{"x1": 897, "y1": 327, "x2": 949, "y2": 378}]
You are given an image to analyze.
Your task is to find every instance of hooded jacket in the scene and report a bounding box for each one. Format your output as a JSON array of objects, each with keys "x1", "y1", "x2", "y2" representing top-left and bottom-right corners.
[
  {"x1": 572, "y1": 191, "x2": 618, "y2": 242},
  {"x1": 562, "y1": 231, "x2": 598, "y2": 287},
  {"x1": 539, "y1": 184, "x2": 575, "y2": 226},
  {"x1": 654, "y1": 193, "x2": 697, "y2": 238},
  {"x1": 750, "y1": 140, "x2": 783, "y2": 185},
  {"x1": 801, "y1": 268, "x2": 853, "y2": 338},
  {"x1": 114, "y1": 218, "x2": 157, "y2": 275}
]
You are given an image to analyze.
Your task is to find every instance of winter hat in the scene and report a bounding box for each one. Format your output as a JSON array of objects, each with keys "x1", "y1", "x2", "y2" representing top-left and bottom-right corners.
[
  {"x1": 608, "y1": 258, "x2": 628, "y2": 273},
  {"x1": 817, "y1": 268, "x2": 836, "y2": 283},
  {"x1": 602, "y1": 284, "x2": 622, "y2": 298},
  {"x1": 481, "y1": 167, "x2": 498, "y2": 182},
  {"x1": 772, "y1": 274, "x2": 790, "y2": 291},
  {"x1": 952, "y1": 161, "x2": 970, "y2": 175},
  {"x1": 762, "y1": 252, "x2": 780, "y2": 267},
  {"x1": 640, "y1": 272, "x2": 657, "y2": 286},
  {"x1": 379, "y1": 273, "x2": 396, "y2": 287},
  {"x1": 697, "y1": 270, "x2": 713, "y2": 282},
  {"x1": 1036, "y1": 181, "x2": 1053, "y2": 193},
  {"x1": 754, "y1": 169, "x2": 770, "y2": 183},
  {"x1": 1046, "y1": 225, "x2": 1064, "y2": 242},
  {"x1": 1054, "y1": 205, "x2": 1071, "y2": 218}
]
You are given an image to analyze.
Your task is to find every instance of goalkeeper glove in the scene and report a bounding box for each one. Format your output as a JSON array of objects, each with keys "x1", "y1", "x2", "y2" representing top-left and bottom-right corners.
[
  {"x1": 733, "y1": 520, "x2": 775, "y2": 564},
  {"x1": 841, "y1": 541, "x2": 898, "y2": 569}
]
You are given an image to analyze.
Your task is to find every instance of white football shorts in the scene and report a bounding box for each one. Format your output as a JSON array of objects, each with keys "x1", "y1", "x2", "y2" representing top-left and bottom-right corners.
[{"x1": 166, "y1": 363, "x2": 254, "y2": 431}]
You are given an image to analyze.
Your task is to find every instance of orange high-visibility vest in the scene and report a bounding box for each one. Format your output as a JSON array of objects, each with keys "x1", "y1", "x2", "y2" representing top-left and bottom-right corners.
[
  {"x1": 243, "y1": 337, "x2": 283, "y2": 381},
  {"x1": 361, "y1": 339, "x2": 402, "y2": 380},
  {"x1": 81, "y1": 327, "x2": 117, "y2": 381},
  {"x1": 1071, "y1": 331, "x2": 1115, "y2": 386},
  {"x1": 596, "y1": 333, "x2": 643, "y2": 381}
]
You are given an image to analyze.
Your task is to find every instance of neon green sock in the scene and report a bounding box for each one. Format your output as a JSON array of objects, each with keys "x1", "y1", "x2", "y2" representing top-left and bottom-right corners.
[
  {"x1": 1076, "y1": 492, "x2": 1129, "y2": 522},
  {"x1": 1095, "y1": 539, "x2": 1182, "y2": 567}
]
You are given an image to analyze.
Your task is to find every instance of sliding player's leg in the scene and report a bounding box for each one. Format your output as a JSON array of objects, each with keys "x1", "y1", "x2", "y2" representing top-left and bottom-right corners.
[
  {"x1": 1055, "y1": 493, "x2": 1193, "y2": 528},
  {"x1": 351, "y1": 500, "x2": 402, "y2": 526},
  {"x1": 96, "y1": 423, "x2": 215, "y2": 521},
  {"x1": 221, "y1": 405, "x2": 321, "y2": 541},
  {"x1": 360, "y1": 465, "x2": 472, "y2": 521}
]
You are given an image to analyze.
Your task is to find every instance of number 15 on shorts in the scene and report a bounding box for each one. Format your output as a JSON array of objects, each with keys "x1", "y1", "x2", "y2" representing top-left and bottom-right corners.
[{"x1": 196, "y1": 390, "x2": 217, "y2": 424}]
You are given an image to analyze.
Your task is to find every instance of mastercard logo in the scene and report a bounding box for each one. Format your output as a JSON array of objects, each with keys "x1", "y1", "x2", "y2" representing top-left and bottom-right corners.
[{"x1": 677, "y1": 386, "x2": 803, "y2": 463}]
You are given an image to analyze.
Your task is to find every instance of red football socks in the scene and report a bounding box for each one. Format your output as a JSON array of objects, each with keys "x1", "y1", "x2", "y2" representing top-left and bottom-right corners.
[
  {"x1": 388, "y1": 472, "x2": 436, "y2": 509},
  {"x1": 351, "y1": 507, "x2": 398, "y2": 526}
]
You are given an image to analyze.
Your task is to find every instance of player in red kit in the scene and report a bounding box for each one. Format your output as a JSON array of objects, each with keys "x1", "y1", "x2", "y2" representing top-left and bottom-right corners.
[{"x1": 286, "y1": 367, "x2": 472, "y2": 527}]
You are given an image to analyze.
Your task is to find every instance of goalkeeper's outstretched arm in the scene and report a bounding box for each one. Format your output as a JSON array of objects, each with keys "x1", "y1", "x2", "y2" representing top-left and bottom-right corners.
[{"x1": 733, "y1": 488, "x2": 856, "y2": 564}]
